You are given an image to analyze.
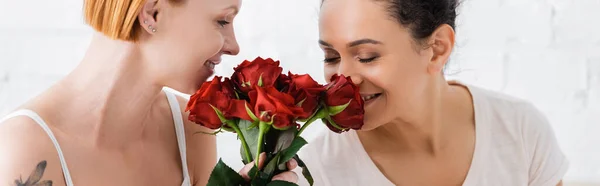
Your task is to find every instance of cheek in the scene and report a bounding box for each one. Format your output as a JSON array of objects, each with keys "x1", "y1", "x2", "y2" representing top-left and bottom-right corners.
[
  {"x1": 161, "y1": 23, "x2": 224, "y2": 82},
  {"x1": 362, "y1": 62, "x2": 394, "y2": 90},
  {"x1": 166, "y1": 10, "x2": 224, "y2": 60},
  {"x1": 366, "y1": 57, "x2": 423, "y2": 102},
  {"x1": 380, "y1": 62, "x2": 430, "y2": 114},
  {"x1": 176, "y1": 25, "x2": 224, "y2": 61},
  {"x1": 323, "y1": 64, "x2": 338, "y2": 83},
  {"x1": 198, "y1": 33, "x2": 225, "y2": 56}
]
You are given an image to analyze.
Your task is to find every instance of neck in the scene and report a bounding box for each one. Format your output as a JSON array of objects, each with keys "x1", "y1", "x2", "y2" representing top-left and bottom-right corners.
[
  {"x1": 357, "y1": 79, "x2": 471, "y2": 156},
  {"x1": 58, "y1": 34, "x2": 164, "y2": 149}
]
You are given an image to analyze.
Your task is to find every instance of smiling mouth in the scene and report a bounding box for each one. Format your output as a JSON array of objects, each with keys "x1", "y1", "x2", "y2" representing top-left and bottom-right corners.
[
  {"x1": 205, "y1": 60, "x2": 217, "y2": 70},
  {"x1": 361, "y1": 93, "x2": 382, "y2": 102}
]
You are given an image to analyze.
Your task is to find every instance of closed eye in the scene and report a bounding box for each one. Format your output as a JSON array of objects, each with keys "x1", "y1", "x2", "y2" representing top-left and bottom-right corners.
[
  {"x1": 218, "y1": 20, "x2": 230, "y2": 27},
  {"x1": 358, "y1": 56, "x2": 378, "y2": 63},
  {"x1": 324, "y1": 57, "x2": 340, "y2": 63}
]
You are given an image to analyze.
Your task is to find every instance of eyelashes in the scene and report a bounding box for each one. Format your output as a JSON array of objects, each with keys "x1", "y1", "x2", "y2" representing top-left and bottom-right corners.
[
  {"x1": 217, "y1": 20, "x2": 230, "y2": 27},
  {"x1": 358, "y1": 56, "x2": 378, "y2": 63},
  {"x1": 323, "y1": 56, "x2": 379, "y2": 63},
  {"x1": 323, "y1": 57, "x2": 340, "y2": 63}
]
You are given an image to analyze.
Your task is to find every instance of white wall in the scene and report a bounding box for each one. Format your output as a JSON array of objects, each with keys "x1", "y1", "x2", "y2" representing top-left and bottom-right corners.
[{"x1": 1, "y1": 0, "x2": 599, "y2": 185}]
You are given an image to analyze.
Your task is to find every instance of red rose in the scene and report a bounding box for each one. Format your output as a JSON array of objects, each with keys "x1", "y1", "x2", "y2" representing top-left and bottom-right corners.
[
  {"x1": 322, "y1": 74, "x2": 364, "y2": 133},
  {"x1": 284, "y1": 72, "x2": 326, "y2": 119},
  {"x1": 275, "y1": 73, "x2": 291, "y2": 91},
  {"x1": 186, "y1": 77, "x2": 247, "y2": 129},
  {"x1": 232, "y1": 57, "x2": 283, "y2": 93},
  {"x1": 232, "y1": 86, "x2": 305, "y2": 130}
]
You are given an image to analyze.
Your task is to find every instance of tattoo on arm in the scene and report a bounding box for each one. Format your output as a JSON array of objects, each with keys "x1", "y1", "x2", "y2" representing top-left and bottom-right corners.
[{"x1": 14, "y1": 160, "x2": 53, "y2": 186}]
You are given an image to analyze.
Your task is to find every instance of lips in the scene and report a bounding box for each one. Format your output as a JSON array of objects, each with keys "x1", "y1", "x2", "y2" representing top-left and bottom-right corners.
[
  {"x1": 360, "y1": 93, "x2": 381, "y2": 102},
  {"x1": 205, "y1": 60, "x2": 217, "y2": 70},
  {"x1": 204, "y1": 55, "x2": 222, "y2": 71}
]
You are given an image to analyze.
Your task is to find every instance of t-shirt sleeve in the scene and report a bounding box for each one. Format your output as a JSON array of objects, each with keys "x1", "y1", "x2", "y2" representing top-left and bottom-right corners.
[{"x1": 520, "y1": 103, "x2": 569, "y2": 186}]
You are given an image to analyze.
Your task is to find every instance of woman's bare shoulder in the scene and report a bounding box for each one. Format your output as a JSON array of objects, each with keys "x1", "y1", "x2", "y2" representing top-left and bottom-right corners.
[{"x1": 0, "y1": 116, "x2": 68, "y2": 186}]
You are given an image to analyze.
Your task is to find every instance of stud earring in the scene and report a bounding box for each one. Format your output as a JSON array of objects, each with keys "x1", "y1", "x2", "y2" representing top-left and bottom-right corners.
[
  {"x1": 144, "y1": 20, "x2": 148, "y2": 24},
  {"x1": 148, "y1": 25, "x2": 156, "y2": 33}
]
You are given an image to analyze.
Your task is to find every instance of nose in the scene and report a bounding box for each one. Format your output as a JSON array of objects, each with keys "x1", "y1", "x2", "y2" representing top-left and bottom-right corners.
[
  {"x1": 336, "y1": 59, "x2": 363, "y2": 85},
  {"x1": 222, "y1": 33, "x2": 240, "y2": 56}
]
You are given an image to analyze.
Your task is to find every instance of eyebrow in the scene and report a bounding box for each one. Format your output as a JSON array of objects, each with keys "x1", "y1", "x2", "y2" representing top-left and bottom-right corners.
[
  {"x1": 318, "y1": 40, "x2": 332, "y2": 47},
  {"x1": 318, "y1": 38, "x2": 382, "y2": 48}
]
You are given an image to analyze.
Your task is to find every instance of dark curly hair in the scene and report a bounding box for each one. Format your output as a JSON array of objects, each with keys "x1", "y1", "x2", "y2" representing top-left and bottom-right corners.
[
  {"x1": 378, "y1": 0, "x2": 460, "y2": 43},
  {"x1": 323, "y1": 0, "x2": 459, "y2": 45}
]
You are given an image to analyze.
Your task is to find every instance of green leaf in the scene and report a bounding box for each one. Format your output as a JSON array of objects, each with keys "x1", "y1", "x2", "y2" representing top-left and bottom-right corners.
[
  {"x1": 327, "y1": 100, "x2": 352, "y2": 116},
  {"x1": 209, "y1": 104, "x2": 228, "y2": 123},
  {"x1": 234, "y1": 91, "x2": 240, "y2": 99},
  {"x1": 246, "y1": 121, "x2": 259, "y2": 130},
  {"x1": 324, "y1": 117, "x2": 345, "y2": 131},
  {"x1": 206, "y1": 159, "x2": 245, "y2": 186},
  {"x1": 258, "y1": 73, "x2": 264, "y2": 87},
  {"x1": 247, "y1": 164, "x2": 259, "y2": 179},
  {"x1": 243, "y1": 81, "x2": 252, "y2": 88},
  {"x1": 272, "y1": 128, "x2": 298, "y2": 174},
  {"x1": 193, "y1": 128, "x2": 222, "y2": 136},
  {"x1": 263, "y1": 128, "x2": 282, "y2": 155},
  {"x1": 278, "y1": 137, "x2": 308, "y2": 164},
  {"x1": 246, "y1": 103, "x2": 259, "y2": 121},
  {"x1": 266, "y1": 180, "x2": 299, "y2": 186},
  {"x1": 222, "y1": 127, "x2": 236, "y2": 133},
  {"x1": 297, "y1": 104, "x2": 324, "y2": 123},
  {"x1": 251, "y1": 174, "x2": 270, "y2": 186},
  {"x1": 274, "y1": 128, "x2": 297, "y2": 153},
  {"x1": 296, "y1": 98, "x2": 306, "y2": 107},
  {"x1": 294, "y1": 156, "x2": 314, "y2": 186},
  {"x1": 248, "y1": 164, "x2": 271, "y2": 186},
  {"x1": 313, "y1": 106, "x2": 328, "y2": 119},
  {"x1": 263, "y1": 153, "x2": 281, "y2": 175},
  {"x1": 239, "y1": 120, "x2": 260, "y2": 164},
  {"x1": 240, "y1": 144, "x2": 251, "y2": 165}
]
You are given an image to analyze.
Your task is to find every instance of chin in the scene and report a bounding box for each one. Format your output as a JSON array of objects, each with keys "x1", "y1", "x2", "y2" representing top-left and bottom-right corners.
[
  {"x1": 184, "y1": 71, "x2": 213, "y2": 92},
  {"x1": 356, "y1": 121, "x2": 381, "y2": 131},
  {"x1": 358, "y1": 113, "x2": 393, "y2": 132},
  {"x1": 163, "y1": 78, "x2": 205, "y2": 96}
]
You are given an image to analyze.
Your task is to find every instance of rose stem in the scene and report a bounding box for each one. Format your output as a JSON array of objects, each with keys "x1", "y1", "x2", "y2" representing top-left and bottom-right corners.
[
  {"x1": 297, "y1": 108, "x2": 328, "y2": 136},
  {"x1": 256, "y1": 121, "x2": 270, "y2": 164},
  {"x1": 226, "y1": 121, "x2": 253, "y2": 162}
]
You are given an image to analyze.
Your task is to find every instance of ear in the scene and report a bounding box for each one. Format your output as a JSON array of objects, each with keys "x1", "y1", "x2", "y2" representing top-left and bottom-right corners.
[
  {"x1": 427, "y1": 24, "x2": 455, "y2": 74},
  {"x1": 138, "y1": 0, "x2": 160, "y2": 34}
]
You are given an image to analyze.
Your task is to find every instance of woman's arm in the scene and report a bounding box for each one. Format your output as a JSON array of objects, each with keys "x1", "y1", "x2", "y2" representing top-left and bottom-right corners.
[{"x1": 0, "y1": 117, "x2": 68, "y2": 186}]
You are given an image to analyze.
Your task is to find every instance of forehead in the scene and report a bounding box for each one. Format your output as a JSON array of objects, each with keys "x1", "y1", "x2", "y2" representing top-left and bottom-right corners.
[
  {"x1": 320, "y1": 0, "x2": 385, "y2": 20},
  {"x1": 195, "y1": 0, "x2": 242, "y2": 12},
  {"x1": 319, "y1": 0, "x2": 399, "y2": 41}
]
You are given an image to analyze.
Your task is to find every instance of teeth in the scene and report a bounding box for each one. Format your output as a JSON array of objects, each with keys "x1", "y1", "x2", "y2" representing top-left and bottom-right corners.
[
  {"x1": 205, "y1": 61, "x2": 215, "y2": 69},
  {"x1": 362, "y1": 94, "x2": 379, "y2": 101}
]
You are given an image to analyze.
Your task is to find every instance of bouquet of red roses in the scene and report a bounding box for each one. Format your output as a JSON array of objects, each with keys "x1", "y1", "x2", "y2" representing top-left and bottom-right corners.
[{"x1": 186, "y1": 57, "x2": 364, "y2": 186}]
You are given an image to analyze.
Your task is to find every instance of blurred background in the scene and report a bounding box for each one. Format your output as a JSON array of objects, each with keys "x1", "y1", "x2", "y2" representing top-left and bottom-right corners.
[{"x1": 0, "y1": 0, "x2": 598, "y2": 185}]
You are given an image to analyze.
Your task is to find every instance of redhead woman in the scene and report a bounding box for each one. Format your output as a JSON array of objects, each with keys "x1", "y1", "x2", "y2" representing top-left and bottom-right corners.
[
  {"x1": 0, "y1": 0, "x2": 296, "y2": 185},
  {"x1": 297, "y1": 0, "x2": 569, "y2": 185}
]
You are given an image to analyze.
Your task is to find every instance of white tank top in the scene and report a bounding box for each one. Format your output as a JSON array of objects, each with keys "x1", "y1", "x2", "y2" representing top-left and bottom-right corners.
[{"x1": 0, "y1": 88, "x2": 192, "y2": 186}]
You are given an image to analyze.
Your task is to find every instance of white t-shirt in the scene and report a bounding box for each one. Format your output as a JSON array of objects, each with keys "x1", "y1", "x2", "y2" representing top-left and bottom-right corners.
[{"x1": 295, "y1": 83, "x2": 569, "y2": 186}]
